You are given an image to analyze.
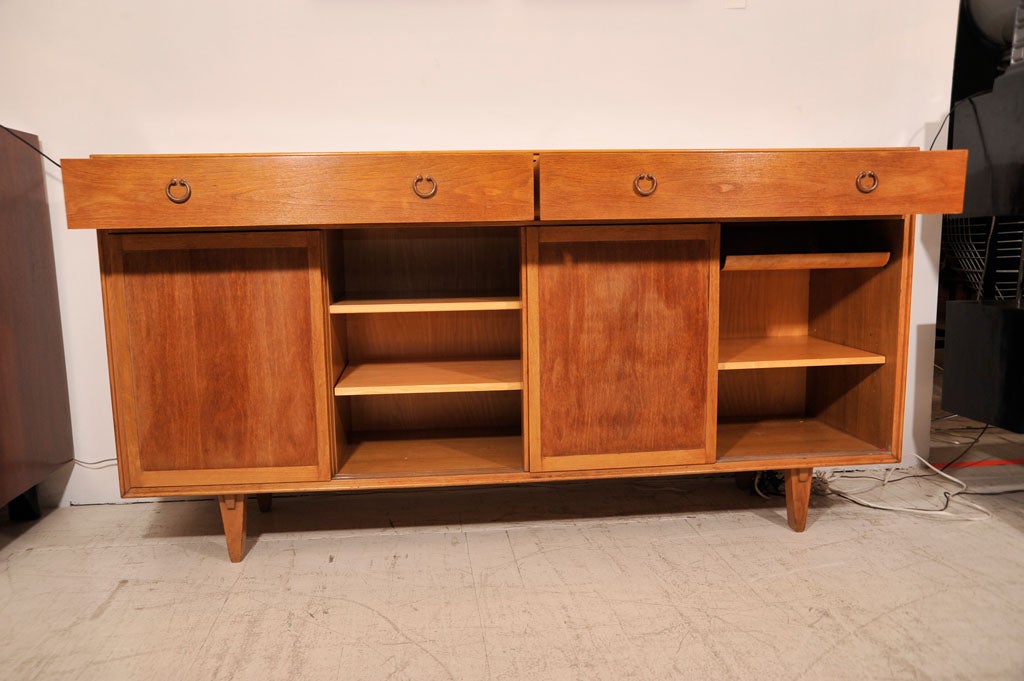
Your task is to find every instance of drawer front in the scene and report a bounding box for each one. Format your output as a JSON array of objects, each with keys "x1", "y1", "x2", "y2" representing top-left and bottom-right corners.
[
  {"x1": 64, "y1": 152, "x2": 535, "y2": 229},
  {"x1": 539, "y1": 150, "x2": 967, "y2": 221}
]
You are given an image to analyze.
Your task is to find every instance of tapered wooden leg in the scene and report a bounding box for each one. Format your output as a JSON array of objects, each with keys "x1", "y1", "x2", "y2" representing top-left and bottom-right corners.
[
  {"x1": 218, "y1": 494, "x2": 247, "y2": 562},
  {"x1": 784, "y1": 468, "x2": 813, "y2": 532},
  {"x1": 256, "y1": 493, "x2": 272, "y2": 513}
]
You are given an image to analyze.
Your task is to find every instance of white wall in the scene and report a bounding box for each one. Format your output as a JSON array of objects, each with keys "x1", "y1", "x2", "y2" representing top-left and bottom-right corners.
[{"x1": 0, "y1": 0, "x2": 960, "y2": 505}]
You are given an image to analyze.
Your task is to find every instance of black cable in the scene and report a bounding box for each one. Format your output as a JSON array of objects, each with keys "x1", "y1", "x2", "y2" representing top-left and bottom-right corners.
[
  {"x1": 940, "y1": 423, "x2": 990, "y2": 470},
  {"x1": 928, "y1": 109, "x2": 953, "y2": 151},
  {"x1": 831, "y1": 423, "x2": 993, "y2": 486},
  {"x1": 0, "y1": 123, "x2": 61, "y2": 169},
  {"x1": 961, "y1": 489, "x2": 1024, "y2": 495}
]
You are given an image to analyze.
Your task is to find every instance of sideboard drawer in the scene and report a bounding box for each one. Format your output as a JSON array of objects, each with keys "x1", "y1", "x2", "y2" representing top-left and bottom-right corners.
[
  {"x1": 64, "y1": 152, "x2": 535, "y2": 229},
  {"x1": 539, "y1": 149, "x2": 967, "y2": 221}
]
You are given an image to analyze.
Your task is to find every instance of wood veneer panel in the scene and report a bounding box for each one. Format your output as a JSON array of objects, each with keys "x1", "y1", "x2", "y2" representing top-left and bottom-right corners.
[
  {"x1": 63, "y1": 152, "x2": 535, "y2": 229},
  {"x1": 341, "y1": 310, "x2": 521, "y2": 362},
  {"x1": 102, "y1": 231, "x2": 331, "y2": 486},
  {"x1": 718, "y1": 368, "x2": 807, "y2": 419},
  {"x1": 0, "y1": 130, "x2": 74, "y2": 506},
  {"x1": 338, "y1": 227, "x2": 520, "y2": 300},
  {"x1": 719, "y1": 270, "x2": 809, "y2": 339},
  {"x1": 539, "y1": 149, "x2": 967, "y2": 220},
  {"x1": 532, "y1": 225, "x2": 715, "y2": 465},
  {"x1": 348, "y1": 392, "x2": 522, "y2": 432}
]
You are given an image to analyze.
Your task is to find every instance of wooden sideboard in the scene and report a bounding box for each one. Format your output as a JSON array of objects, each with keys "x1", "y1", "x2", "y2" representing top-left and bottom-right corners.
[{"x1": 61, "y1": 149, "x2": 967, "y2": 561}]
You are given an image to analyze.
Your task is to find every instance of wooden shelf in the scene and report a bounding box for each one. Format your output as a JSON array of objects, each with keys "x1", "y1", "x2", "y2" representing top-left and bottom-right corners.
[
  {"x1": 337, "y1": 431, "x2": 524, "y2": 478},
  {"x1": 721, "y1": 252, "x2": 890, "y2": 272},
  {"x1": 330, "y1": 296, "x2": 521, "y2": 314},
  {"x1": 335, "y1": 359, "x2": 522, "y2": 396},
  {"x1": 718, "y1": 336, "x2": 886, "y2": 370},
  {"x1": 717, "y1": 418, "x2": 884, "y2": 461}
]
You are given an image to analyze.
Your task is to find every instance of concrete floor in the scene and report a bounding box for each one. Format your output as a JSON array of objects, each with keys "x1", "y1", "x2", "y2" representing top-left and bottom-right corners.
[{"x1": 2, "y1": 368, "x2": 1023, "y2": 680}]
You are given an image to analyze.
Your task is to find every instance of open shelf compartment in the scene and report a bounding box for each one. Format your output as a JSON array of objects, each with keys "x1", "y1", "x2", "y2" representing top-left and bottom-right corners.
[
  {"x1": 327, "y1": 225, "x2": 527, "y2": 480},
  {"x1": 716, "y1": 218, "x2": 909, "y2": 462},
  {"x1": 716, "y1": 418, "x2": 886, "y2": 462},
  {"x1": 336, "y1": 430, "x2": 524, "y2": 479}
]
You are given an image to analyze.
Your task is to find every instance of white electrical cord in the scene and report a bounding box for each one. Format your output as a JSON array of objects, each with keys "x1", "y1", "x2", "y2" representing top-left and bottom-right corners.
[
  {"x1": 73, "y1": 457, "x2": 117, "y2": 469},
  {"x1": 818, "y1": 453, "x2": 993, "y2": 521}
]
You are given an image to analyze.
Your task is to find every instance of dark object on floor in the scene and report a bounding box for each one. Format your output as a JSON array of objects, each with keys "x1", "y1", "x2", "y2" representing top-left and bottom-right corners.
[
  {"x1": 943, "y1": 301, "x2": 1024, "y2": 433},
  {"x1": 6, "y1": 486, "x2": 42, "y2": 522}
]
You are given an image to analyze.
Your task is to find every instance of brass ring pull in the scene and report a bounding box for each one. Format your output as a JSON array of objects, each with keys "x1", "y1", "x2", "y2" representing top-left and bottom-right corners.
[
  {"x1": 166, "y1": 178, "x2": 191, "y2": 204},
  {"x1": 856, "y1": 170, "x2": 878, "y2": 194},
  {"x1": 634, "y1": 173, "x2": 657, "y2": 197},
  {"x1": 412, "y1": 174, "x2": 437, "y2": 199}
]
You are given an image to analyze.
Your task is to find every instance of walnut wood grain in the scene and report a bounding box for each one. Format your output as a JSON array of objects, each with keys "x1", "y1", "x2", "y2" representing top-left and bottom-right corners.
[
  {"x1": 336, "y1": 227, "x2": 520, "y2": 300},
  {"x1": 539, "y1": 149, "x2": 967, "y2": 221},
  {"x1": 347, "y1": 392, "x2": 522, "y2": 432},
  {"x1": 528, "y1": 224, "x2": 717, "y2": 470},
  {"x1": 784, "y1": 468, "x2": 813, "y2": 532},
  {"x1": 719, "y1": 270, "x2": 809, "y2": 340},
  {"x1": 218, "y1": 494, "x2": 247, "y2": 562},
  {"x1": 342, "y1": 310, "x2": 521, "y2": 362},
  {"x1": 0, "y1": 129, "x2": 74, "y2": 506},
  {"x1": 63, "y1": 153, "x2": 535, "y2": 229},
  {"x1": 718, "y1": 369, "x2": 808, "y2": 420},
  {"x1": 100, "y1": 231, "x2": 332, "y2": 488}
]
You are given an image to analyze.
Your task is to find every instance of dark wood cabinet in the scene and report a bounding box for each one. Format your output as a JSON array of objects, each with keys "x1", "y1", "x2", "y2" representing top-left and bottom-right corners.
[{"x1": 0, "y1": 130, "x2": 73, "y2": 511}]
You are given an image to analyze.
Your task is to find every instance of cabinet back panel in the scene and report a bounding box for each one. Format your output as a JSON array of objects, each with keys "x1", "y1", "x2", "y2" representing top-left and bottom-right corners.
[
  {"x1": 722, "y1": 220, "x2": 905, "y2": 256},
  {"x1": 334, "y1": 227, "x2": 520, "y2": 300},
  {"x1": 120, "y1": 246, "x2": 321, "y2": 471},
  {"x1": 718, "y1": 368, "x2": 808, "y2": 420},
  {"x1": 341, "y1": 310, "x2": 521, "y2": 362},
  {"x1": 347, "y1": 392, "x2": 522, "y2": 432},
  {"x1": 719, "y1": 270, "x2": 809, "y2": 339}
]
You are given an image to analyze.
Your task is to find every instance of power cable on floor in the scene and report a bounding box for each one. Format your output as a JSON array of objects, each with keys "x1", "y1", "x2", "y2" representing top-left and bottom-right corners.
[{"x1": 816, "y1": 453, "x2": 992, "y2": 521}]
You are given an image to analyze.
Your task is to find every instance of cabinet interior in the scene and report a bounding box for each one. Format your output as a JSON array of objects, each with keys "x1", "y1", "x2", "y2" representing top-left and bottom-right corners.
[
  {"x1": 323, "y1": 219, "x2": 909, "y2": 477},
  {"x1": 326, "y1": 227, "x2": 525, "y2": 478},
  {"x1": 716, "y1": 218, "x2": 908, "y2": 461}
]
